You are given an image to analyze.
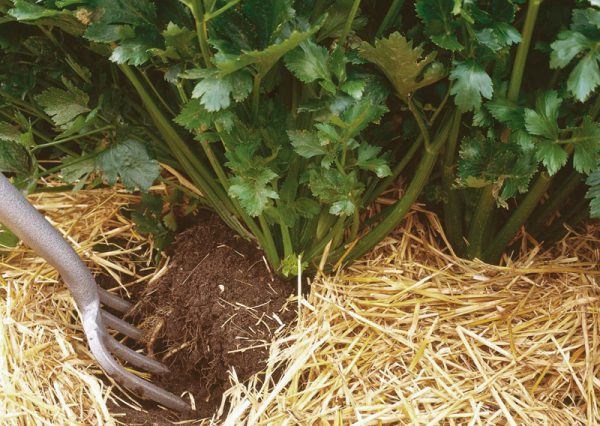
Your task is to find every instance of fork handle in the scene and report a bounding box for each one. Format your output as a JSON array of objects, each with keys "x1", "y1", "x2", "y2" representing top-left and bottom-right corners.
[{"x1": 0, "y1": 173, "x2": 99, "y2": 311}]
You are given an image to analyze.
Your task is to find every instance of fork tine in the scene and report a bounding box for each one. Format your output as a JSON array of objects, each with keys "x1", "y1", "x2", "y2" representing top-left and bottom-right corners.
[
  {"x1": 106, "y1": 334, "x2": 169, "y2": 375},
  {"x1": 98, "y1": 287, "x2": 132, "y2": 313},
  {"x1": 101, "y1": 310, "x2": 143, "y2": 341},
  {"x1": 88, "y1": 330, "x2": 189, "y2": 412}
]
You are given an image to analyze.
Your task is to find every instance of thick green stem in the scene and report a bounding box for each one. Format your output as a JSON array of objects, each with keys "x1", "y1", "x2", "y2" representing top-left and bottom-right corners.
[
  {"x1": 32, "y1": 125, "x2": 114, "y2": 152},
  {"x1": 470, "y1": 0, "x2": 541, "y2": 261},
  {"x1": 349, "y1": 208, "x2": 360, "y2": 241},
  {"x1": 118, "y1": 64, "x2": 251, "y2": 236},
  {"x1": 199, "y1": 139, "x2": 230, "y2": 189},
  {"x1": 375, "y1": 0, "x2": 405, "y2": 39},
  {"x1": 0, "y1": 89, "x2": 51, "y2": 123},
  {"x1": 305, "y1": 216, "x2": 345, "y2": 261},
  {"x1": 507, "y1": 0, "x2": 542, "y2": 102},
  {"x1": 407, "y1": 96, "x2": 431, "y2": 150},
  {"x1": 364, "y1": 135, "x2": 423, "y2": 206},
  {"x1": 484, "y1": 173, "x2": 551, "y2": 263},
  {"x1": 259, "y1": 215, "x2": 281, "y2": 270},
  {"x1": 189, "y1": 0, "x2": 213, "y2": 68},
  {"x1": 281, "y1": 225, "x2": 293, "y2": 258},
  {"x1": 343, "y1": 112, "x2": 454, "y2": 263},
  {"x1": 466, "y1": 185, "x2": 495, "y2": 259},
  {"x1": 204, "y1": 0, "x2": 241, "y2": 21},
  {"x1": 252, "y1": 74, "x2": 262, "y2": 122},
  {"x1": 340, "y1": 0, "x2": 361, "y2": 45},
  {"x1": 528, "y1": 170, "x2": 582, "y2": 237},
  {"x1": 442, "y1": 112, "x2": 465, "y2": 255}
]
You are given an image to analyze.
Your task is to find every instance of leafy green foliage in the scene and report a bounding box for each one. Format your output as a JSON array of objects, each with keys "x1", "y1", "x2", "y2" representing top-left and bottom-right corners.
[
  {"x1": 586, "y1": 163, "x2": 600, "y2": 218},
  {"x1": 225, "y1": 144, "x2": 279, "y2": 217},
  {"x1": 8, "y1": 0, "x2": 84, "y2": 35},
  {"x1": 96, "y1": 139, "x2": 160, "y2": 191},
  {"x1": 523, "y1": 91, "x2": 565, "y2": 175},
  {"x1": 284, "y1": 40, "x2": 333, "y2": 90},
  {"x1": 308, "y1": 169, "x2": 362, "y2": 216},
  {"x1": 550, "y1": 8, "x2": 600, "y2": 102},
  {"x1": 358, "y1": 32, "x2": 444, "y2": 99},
  {"x1": 572, "y1": 117, "x2": 600, "y2": 174},
  {"x1": 190, "y1": 70, "x2": 253, "y2": 111},
  {"x1": 2, "y1": 0, "x2": 600, "y2": 273},
  {"x1": 0, "y1": 224, "x2": 19, "y2": 248},
  {"x1": 0, "y1": 139, "x2": 29, "y2": 173},
  {"x1": 416, "y1": 0, "x2": 463, "y2": 51},
  {"x1": 35, "y1": 86, "x2": 90, "y2": 127},
  {"x1": 449, "y1": 60, "x2": 493, "y2": 112}
]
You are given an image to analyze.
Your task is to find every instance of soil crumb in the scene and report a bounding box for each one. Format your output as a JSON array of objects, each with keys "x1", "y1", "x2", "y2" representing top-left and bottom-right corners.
[{"x1": 110, "y1": 211, "x2": 295, "y2": 424}]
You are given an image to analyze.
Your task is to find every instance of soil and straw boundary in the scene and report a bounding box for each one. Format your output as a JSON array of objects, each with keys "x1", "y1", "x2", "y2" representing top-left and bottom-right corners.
[{"x1": 0, "y1": 182, "x2": 598, "y2": 425}]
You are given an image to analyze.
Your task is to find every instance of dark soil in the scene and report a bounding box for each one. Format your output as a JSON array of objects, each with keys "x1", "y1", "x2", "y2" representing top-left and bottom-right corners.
[{"x1": 108, "y1": 211, "x2": 295, "y2": 424}]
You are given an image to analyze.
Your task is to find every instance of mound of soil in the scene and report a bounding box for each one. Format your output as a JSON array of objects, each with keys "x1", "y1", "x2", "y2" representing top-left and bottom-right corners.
[{"x1": 110, "y1": 212, "x2": 295, "y2": 424}]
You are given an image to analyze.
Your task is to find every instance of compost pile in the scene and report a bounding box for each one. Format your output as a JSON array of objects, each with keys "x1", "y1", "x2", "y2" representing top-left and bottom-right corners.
[{"x1": 129, "y1": 212, "x2": 295, "y2": 420}]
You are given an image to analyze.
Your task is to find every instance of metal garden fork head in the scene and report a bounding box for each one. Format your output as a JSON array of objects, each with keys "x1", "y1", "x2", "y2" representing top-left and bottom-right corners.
[{"x1": 0, "y1": 173, "x2": 189, "y2": 412}]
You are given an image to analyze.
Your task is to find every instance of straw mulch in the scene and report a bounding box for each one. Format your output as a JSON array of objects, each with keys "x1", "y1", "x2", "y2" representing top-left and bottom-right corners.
[
  {"x1": 221, "y1": 207, "x2": 600, "y2": 425},
  {"x1": 0, "y1": 183, "x2": 158, "y2": 425}
]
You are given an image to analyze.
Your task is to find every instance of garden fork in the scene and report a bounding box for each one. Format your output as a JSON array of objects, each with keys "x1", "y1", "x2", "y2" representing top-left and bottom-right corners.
[{"x1": 0, "y1": 173, "x2": 189, "y2": 412}]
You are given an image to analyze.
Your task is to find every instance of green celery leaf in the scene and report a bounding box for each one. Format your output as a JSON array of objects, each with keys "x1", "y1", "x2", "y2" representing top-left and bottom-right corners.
[
  {"x1": 110, "y1": 39, "x2": 153, "y2": 65},
  {"x1": 191, "y1": 70, "x2": 253, "y2": 112},
  {"x1": 175, "y1": 99, "x2": 235, "y2": 132},
  {"x1": 356, "y1": 144, "x2": 391, "y2": 178},
  {"x1": 339, "y1": 99, "x2": 388, "y2": 139},
  {"x1": 485, "y1": 98, "x2": 525, "y2": 129},
  {"x1": 0, "y1": 139, "x2": 29, "y2": 173},
  {"x1": 284, "y1": 40, "x2": 331, "y2": 85},
  {"x1": 415, "y1": 0, "x2": 463, "y2": 51},
  {"x1": 586, "y1": 163, "x2": 600, "y2": 218},
  {"x1": 84, "y1": 0, "x2": 157, "y2": 42},
  {"x1": 288, "y1": 130, "x2": 327, "y2": 158},
  {"x1": 550, "y1": 31, "x2": 592, "y2": 69},
  {"x1": 214, "y1": 18, "x2": 324, "y2": 78},
  {"x1": 226, "y1": 143, "x2": 280, "y2": 216},
  {"x1": 228, "y1": 169, "x2": 279, "y2": 217},
  {"x1": 534, "y1": 139, "x2": 568, "y2": 176},
  {"x1": 96, "y1": 139, "x2": 160, "y2": 191},
  {"x1": 35, "y1": 86, "x2": 90, "y2": 128},
  {"x1": 158, "y1": 22, "x2": 196, "y2": 59},
  {"x1": 317, "y1": 0, "x2": 367, "y2": 41},
  {"x1": 8, "y1": 0, "x2": 84, "y2": 35},
  {"x1": 449, "y1": 60, "x2": 493, "y2": 112},
  {"x1": 500, "y1": 152, "x2": 538, "y2": 200},
  {"x1": 568, "y1": 53, "x2": 600, "y2": 103},
  {"x1": 280, "y1": 253, "x2": 308, "y2": 278},
  {"x1": 60, "y1": 156, "x2": 95, "y2": 190},
  {"x1": 523, "y1": 91, "x2": 562, "y2": 140},
  {"x1": 0, "y1": 122, "x2": 23, "y2": 144},
  {"x1": 475, "y1": 22, "x2": 521, "y2": 50},
  {"x1": 458, "y1": 135, "x2": 522, "y2": 189},
  {"x1": 358, "y1": 32, "x2": 445, "y2": 99},
  {"x1": 242, "y1": 0, "x2": 295, "y2": 48},
  {"x1": 308, "y1": 169, "x2": 363, "y2": 216},
  {"x1": 550, "y1": 9, "x2": 600, "y2": 102},
  {"x1": 0, "y1": 225, "x2": 19, "y2": 248},
  {"x1": 340, "y1": 80, "x2": 365, "y2": 99},
  {"x1": 572, "y1": 117, "x2": 600, "y2": 174}
]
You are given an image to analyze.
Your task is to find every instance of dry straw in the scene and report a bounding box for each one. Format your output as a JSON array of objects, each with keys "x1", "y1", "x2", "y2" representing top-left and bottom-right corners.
[
  {"x1": 221, "y1": 206, "x2": 600, "y2": 425},
  {"x1": 0, "y1": 181, "x2": 161, "y2": 425}
]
